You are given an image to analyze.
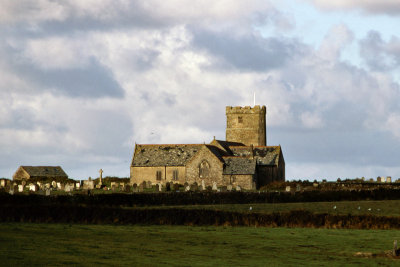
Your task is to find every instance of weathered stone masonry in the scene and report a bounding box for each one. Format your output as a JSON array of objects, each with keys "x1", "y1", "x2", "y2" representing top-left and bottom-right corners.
[{"x1": 130, "y1": 105, "x2": 285, "y2": 189}]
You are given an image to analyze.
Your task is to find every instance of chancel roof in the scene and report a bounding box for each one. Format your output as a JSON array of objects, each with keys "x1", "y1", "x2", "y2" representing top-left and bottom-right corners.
[
  {"x1": 229, "y1": 146, "x2": 281, "y2": 166},
  {"x1": 223, "y1": 157, "x2": 256, "y2": 175}
]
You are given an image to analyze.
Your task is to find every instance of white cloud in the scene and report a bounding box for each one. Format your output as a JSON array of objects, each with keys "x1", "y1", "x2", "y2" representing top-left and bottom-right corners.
[
  {"x1": 22, "y1": 37, "x2": 91, "y2": 70},
  {"x1": 317, "y1": 24, "x2": 354, "y2": 62}
]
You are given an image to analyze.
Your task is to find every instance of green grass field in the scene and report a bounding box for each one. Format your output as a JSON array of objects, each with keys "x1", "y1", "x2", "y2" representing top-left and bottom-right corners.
[
  {"x1": 0, "y1": 223, "x2": 399, "y2": 266},
  {"x1": 133, "y1": 199, "x2": 400, "y2": 217}
]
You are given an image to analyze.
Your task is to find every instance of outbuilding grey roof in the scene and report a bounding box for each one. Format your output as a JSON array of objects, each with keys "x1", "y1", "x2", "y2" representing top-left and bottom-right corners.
[
  {"x1": 223, "y1": 157, "x2": 256, "y2": 175},
  {"x1": 21, "y1": 166, "x2": 68, "y2": 178}
]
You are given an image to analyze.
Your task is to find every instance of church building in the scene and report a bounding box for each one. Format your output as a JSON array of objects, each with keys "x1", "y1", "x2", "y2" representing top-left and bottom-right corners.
[{"x1": 130, "y1": 105, "x2": 285, "y2": 190}]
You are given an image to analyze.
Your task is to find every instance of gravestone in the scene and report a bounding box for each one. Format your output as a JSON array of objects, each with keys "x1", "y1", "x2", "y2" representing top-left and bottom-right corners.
[
  {"x1": 190, "y1": 183, "x2": 198, "y2": 191},
  {"x1": 185, "y1": 185, "x2": 190, "y2": 192},
  {"x1": 157, "y1": 183, "x2": 162, "y2": 192},
  {"x1": 56, "y1": 182, "x2": 62, "y2": 189},
  {"x1": 141, "y1": 181, "x2": 147, "y2": 189},
  {"x1": 29, "y1": 184, "x2": 38, "y2": 192},
  {"x1": 236, "y1": 185, "x2": 241, "y2": 191},
  {"x1": 0, "y1": 180, "x2": 5, "y2": 187},
  {"x1": 125, "y1": 185, "x2": 131, "y2": 192},
  {"x1": 39, "y1": 184, "x2": 46, "y2": 191},
  {"x1": 138, "y1": 183, "x2": 144, "y2": 192},
  {"x1": 75, "y1": 182, "x2": 81, "y2": 189},
  {"x1": 82, "y1": 180, "x2": 93, "y2": 190},
  {"x1": 201, "y1": 180, "x2": 206, "y2": 191},
  {"x1": 45, "y1": 189, "x2": 51, "y2": 196},
  {"x1": 18, "y1": 185, "x2": 24, "y2": 192},
  {"x1": 285, "y1": 186, "x2": 291, "y2": 192},
  {"x1": 212, "y1": 182, "x2": 218, "y2": 191},
  {"x1": 173, "y1": 183, "x2": 180, "y2": 191},
  {"x1": 65, "y1": 184, "x2": 72, "y2": 192},
  {"x1": 296, "y1": 184, "x2": 301, "y2": 192},
  {"x1": 88, "y1": 180, "x2": 94, "y2": 190},
  {"x1": 227, "y1": 185, "x2": 232, "y2": 191},
  {"x1": 45, "y1": 183, "x2": 51, "y2": 189},
  {"x1": 132, "y1": 183, "x2": 138, "y2": 193},
  {"x1": 394, "y1": 240, "x2": 399, "y2": 256},
  {"x1": 51, "y1": 181, "x2": 57, "y2": 188}
]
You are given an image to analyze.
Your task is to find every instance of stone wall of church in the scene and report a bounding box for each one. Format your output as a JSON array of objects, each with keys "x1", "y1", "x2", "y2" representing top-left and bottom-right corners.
[
  {"x1": 185, "y1": 147, "x2": 224, "y2": 187},
  {"x1": 223, "y1": 174, "x2": 255, "y2": 190},
  {"x1": 130, "y1": 166, "x2": 186, "y2": 185}
]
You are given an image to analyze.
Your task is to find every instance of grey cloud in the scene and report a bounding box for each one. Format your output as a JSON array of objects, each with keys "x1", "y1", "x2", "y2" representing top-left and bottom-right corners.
[
  {"x1": 191, "y1": 28, "x2": 295, "y2": 71},
  {"x1": 273, "y1": 128, "x2": 400, "y2": 168},
  {"x1": 3, "y1": 43, "x2": 124, "y2": 98},
  {"x1": 309, "y1": 0, "x2": 400, "y2": 16},
  {"x1": 360, "y1": 31, "x2": 400, "y2": 71}
]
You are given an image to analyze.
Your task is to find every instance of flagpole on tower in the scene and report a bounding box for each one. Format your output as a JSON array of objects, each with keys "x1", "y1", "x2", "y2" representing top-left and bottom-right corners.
[{"x1": 253, "y1": 92, "x2": 256, "y2": 106}]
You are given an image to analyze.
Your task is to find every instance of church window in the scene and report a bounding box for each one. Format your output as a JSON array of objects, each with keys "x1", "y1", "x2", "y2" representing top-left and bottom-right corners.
[
  {"x1": 173, "y1": 170, "x2": 179, "y2": 180},
  {"x1": 156, "y1": 171, "x2": 162, "y2": 181},
  {"x1": 238, "y1": 116, "x2": 243, "y2": 123},
  {"x1": 199, "y1": 160, "x2": 210, "y2": 178}
]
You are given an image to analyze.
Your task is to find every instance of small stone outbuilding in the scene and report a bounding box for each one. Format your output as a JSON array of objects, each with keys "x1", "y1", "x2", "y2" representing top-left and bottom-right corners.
[{"x1": 12, "y1": 166, "x2": 68, "y2": 181}]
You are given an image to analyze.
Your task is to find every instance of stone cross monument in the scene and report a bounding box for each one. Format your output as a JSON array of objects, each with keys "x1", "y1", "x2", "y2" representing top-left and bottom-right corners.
[{"x1": 99, "y1": 169, "x2": 103, "y2": 185}]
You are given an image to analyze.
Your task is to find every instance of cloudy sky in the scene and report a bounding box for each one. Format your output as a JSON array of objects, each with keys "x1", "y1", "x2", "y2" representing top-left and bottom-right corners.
[{"x1": 1, "y1": 0, "x2": 400, "y2": 180}]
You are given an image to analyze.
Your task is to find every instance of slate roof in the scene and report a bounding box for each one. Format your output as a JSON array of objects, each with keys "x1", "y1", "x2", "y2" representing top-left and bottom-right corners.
[
  {"x1": 229, "y1": 146, "x2": 281, "y2": 166},
  {"x1": 131, "y1": 143, "x2": 282, "y2": 170},
  {"x1": 223, "y1": 157, "x2": 256, "y2": 175},
  {"x1": 21, "y1": 166, "x2": 68, "y2": 178},
  {"x1": 132, "y1": 144, "x2": 203, "y2": 167},
  {"x1": 210, "y1": 139, "x2": 245, "y2": 155}
]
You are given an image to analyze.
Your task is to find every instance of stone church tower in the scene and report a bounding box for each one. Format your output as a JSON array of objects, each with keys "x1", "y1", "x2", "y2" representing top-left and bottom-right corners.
[{"x1": 225, "y1": 105, "x2": 266, "y2": 146}]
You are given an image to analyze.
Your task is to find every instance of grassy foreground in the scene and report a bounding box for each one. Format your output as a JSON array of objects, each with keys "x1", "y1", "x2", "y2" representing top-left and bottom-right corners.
[{"x1": 0, "y1": 223, "x2": 399, "y2": 266}]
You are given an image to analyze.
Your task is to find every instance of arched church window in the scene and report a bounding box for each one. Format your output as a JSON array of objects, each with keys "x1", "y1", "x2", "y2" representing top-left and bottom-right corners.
[{"x1": 199, "y1": 160, "x2": 210, "y2": 178}]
